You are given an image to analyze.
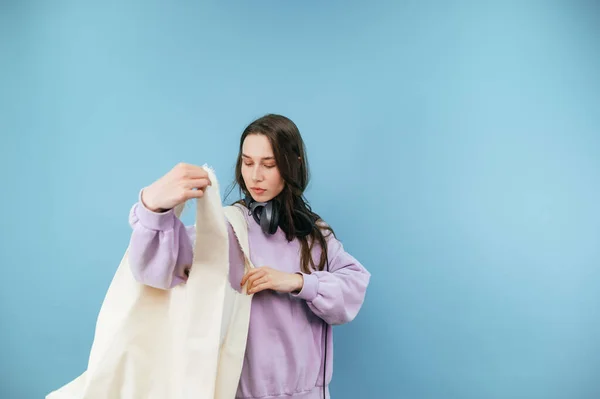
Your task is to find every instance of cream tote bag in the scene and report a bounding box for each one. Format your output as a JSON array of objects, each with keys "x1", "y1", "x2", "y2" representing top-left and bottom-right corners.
[{"x1": 46, "y1": 166, "x2": 254, "y2": 399}]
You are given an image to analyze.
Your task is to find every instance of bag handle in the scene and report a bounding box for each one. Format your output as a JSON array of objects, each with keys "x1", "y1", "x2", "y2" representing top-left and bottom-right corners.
[{"x1": 223, "y1": 205, "x2": 255, "y2": 272}]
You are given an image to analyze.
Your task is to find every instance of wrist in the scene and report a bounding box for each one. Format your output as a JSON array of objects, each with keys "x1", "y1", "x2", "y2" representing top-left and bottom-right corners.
[
  {"x1": 141, "y1": 188, "x2": 163, "y2": 213},
  {"x1": 292, "y1": 273, "x2": 304, "y2": 293}
]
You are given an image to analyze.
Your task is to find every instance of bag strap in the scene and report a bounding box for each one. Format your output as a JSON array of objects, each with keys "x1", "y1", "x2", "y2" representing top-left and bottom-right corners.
[{"x1": 223, "y1": 205, "x2": 254, "y2": 272}]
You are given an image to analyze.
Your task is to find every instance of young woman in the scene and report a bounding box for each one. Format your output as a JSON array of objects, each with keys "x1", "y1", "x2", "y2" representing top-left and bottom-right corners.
[{"x1": 127, "y1": 114, "x2": 371, "y2": 399}]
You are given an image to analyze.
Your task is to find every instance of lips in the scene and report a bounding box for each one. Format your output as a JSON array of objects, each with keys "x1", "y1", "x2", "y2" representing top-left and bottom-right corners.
[{"x1": 251, "y1": 187, "x2": 266, "y2": 194}]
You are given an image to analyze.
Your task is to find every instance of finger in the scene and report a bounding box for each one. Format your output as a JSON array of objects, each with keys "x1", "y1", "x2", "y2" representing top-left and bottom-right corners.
[
  {"x1": 248, "y1": 281, "x2": 271, "y2": 294},
  {"x1": 185, "y1": 189, "x2": 205, "y2": 200},
  {"x1": 248, "y1": 276, "x2": 269, "y2": 292},
  {"x1": 241, "y1": 268, "x2": 262, "y2": 286},
  {"x1": 240, "y1": 270, "x2": 252, "y2": 286},
  {"x1": 178, "y1": 164, "x2": 210, "y2": 181},
  {"x1": 186, "y1": 164, "x2": 209, "y2": 177},
  {"x1": 183, "y1": 179, "x2": 213, "y2": 201},
  {"x1": 244, "y1": 269, "x2": 267, "y2": 288},
  {"x1": 246, "y1": 272, "x2": 266, "y2": 289},
  {"x1": 186, "y1": 177, "x2": 211, "y2": 190}
]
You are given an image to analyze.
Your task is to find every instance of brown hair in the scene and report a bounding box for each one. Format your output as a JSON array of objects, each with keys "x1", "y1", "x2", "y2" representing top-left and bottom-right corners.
[{"x1": 225, "y1": 114, "x2": 334, "y2": 273}]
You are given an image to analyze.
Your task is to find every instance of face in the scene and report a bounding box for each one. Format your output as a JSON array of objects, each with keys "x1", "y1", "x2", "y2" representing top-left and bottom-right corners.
[{"x1": 241, "y1": 134, "x2": 285, "y2": 202}]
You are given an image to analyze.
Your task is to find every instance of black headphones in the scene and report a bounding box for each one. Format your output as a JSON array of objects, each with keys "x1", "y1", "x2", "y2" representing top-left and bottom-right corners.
[
  {"x1": 244, "y1": 194, "x2": 317, "y2": 237},
  {"x1": 244, "y1": 194, "x2": 281, "y2": 235}
]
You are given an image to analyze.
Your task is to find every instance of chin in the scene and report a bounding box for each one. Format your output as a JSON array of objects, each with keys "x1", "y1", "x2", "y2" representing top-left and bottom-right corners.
[
  {"x1": 252, "y1": 193, "x2": 271, "y2": 202},
  {"x1": 249, "y1": 190, "x2": 278, "y2": 203}
]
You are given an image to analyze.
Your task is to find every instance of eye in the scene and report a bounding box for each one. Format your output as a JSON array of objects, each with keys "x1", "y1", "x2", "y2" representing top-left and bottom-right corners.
[
  {"x1": 243, "y1": 161, "x2": 253, "y2": 166},
  {"x1": 264, "y1": 164, "x2": 276, "y2": 169}
]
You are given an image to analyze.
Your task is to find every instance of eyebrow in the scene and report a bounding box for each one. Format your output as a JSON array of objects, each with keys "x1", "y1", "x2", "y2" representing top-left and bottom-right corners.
[{"x1": 242, "y1": 153, "x2": 275, "y2": 161}]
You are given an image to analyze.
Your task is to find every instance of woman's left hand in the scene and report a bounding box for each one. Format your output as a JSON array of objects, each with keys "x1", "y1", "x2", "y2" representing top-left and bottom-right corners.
[{"x1": 241, "y1": 266, "x2": 304, "y2": 295}]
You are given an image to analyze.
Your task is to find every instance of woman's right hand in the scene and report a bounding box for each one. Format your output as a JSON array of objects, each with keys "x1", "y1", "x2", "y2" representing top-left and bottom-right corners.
[{"x1": 141, "y1": 163, "x2": 212, "y2": 212}]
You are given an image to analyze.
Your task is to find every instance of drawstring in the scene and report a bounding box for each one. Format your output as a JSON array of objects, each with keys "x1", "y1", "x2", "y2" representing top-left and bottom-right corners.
[{"x1": 322, "y1": 255, "x2": 330, "y2": 399}]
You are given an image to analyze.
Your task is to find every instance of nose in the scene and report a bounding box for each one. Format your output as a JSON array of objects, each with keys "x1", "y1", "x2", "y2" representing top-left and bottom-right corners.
[{"x1": 251, "y1": 165, "x2": 263, "y2": 182}]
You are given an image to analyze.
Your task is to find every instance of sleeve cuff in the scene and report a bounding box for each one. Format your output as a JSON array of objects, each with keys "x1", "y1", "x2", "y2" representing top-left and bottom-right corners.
[
  {"x1": 291, "y1": 272, "x2": 319, "y2": 302},
  {"x1": 134, "y1": 189, "x2": 175, "y2": 231}
]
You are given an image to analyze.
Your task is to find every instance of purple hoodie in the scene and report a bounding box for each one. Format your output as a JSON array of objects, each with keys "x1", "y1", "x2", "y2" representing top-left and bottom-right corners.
[{"x1": 127, "y1": 192, "x2": 371, "y2": 399}]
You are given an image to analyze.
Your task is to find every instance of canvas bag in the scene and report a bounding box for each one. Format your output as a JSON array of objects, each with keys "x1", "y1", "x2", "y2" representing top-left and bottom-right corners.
[{"x1": 46, "y1": 166, "x2": 254, "y2": 399}]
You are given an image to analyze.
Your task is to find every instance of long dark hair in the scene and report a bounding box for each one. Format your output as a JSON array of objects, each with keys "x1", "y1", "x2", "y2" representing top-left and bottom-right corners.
[{"x1": 225, "y1": 114, "x2": 334, "y2": 274}]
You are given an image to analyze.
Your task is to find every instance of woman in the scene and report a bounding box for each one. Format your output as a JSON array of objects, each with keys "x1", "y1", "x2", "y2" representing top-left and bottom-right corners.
[{"x1": 128, "y1": 114, "x2": 371, "y2": 399}]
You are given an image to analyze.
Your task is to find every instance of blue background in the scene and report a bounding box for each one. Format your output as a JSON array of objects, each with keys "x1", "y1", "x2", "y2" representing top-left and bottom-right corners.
[{"x1": 1, "y1": 1, "x2": 599, "y2": 398}]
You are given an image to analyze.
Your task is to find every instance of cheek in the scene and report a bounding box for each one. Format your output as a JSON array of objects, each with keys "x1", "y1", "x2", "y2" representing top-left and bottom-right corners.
[
  {"x1": 268, "y1": 169, "x2": 285, "y2": 190},
  {"x1": 241, "y1": 166, "x2": 251, "y2": 184}
]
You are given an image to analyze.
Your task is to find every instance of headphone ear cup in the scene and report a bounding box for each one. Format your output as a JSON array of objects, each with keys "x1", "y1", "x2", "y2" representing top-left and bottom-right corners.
[
  {"x1": 260, "y1": 202, "x2": 270, "y2": 234},
  {"x1": 252, "y1": 208, "x2": 262, "y2": 227},
  {"x1": 268, "y1": 201, "x2": 279, "y2": 234},
  {"x1": 261, "y1": 201, "x2": 279, "y2": 235},
  {"x1": 244, "y1": 194, "x2": 280, "y2": 235},
  {"x1": 246, "y1": 196, "x2": 263, "y2": 227}
]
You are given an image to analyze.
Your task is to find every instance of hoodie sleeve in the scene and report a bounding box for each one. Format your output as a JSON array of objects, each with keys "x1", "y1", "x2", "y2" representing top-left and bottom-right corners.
[
  {"x1": 127, "y1": 190, "x2": 195, "y2": 290},
  {"x1": 291, "y1": 232, "x2": 371, "y2": 325}
]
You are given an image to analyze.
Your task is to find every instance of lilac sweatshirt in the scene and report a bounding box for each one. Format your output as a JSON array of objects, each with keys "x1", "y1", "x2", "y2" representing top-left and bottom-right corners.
[{"x1": 127, "y1": 194, "x2": 371, "y2": 399}]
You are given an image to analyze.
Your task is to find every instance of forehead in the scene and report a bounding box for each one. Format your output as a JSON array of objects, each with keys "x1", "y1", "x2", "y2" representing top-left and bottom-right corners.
[{"x1": 242, "y1": 134, "x2": 274, "y2": 157}]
